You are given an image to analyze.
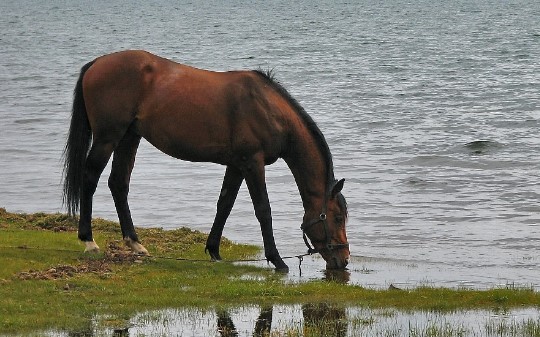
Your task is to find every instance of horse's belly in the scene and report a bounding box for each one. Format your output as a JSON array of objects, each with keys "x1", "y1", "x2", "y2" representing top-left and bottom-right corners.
[{"x1": 135, "y1": 114, "x2": 232, "y2": 164}]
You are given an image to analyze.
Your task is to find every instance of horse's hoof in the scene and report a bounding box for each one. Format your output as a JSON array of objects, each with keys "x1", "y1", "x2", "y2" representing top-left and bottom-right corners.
[
  {"x1": 210, "y1": 252, "x2": 222, "y2": 261},
  {"x1": 124, "y1": 237, "x2": 149, "y2": 256},
  {"x1": 205, "y1": 247, "x2": 221, "y2": 261},
  {"x1": 274, "y1": 265, "x2": 289, "y2": 273},
  {"x1": 273, "y1": 262, "x2": 289, "y2": 273},
  {"x1": 83, "y1": 240, "x2": 100, "y2": 253}
]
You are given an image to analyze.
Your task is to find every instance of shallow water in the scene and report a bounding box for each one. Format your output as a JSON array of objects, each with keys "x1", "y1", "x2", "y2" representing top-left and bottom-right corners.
[
  {"x1": 1, "y1": 0, "x2": 539, "y2": 290},
  {"x1": 40, "y1": 306, "x2": 540, "y2": 337}
]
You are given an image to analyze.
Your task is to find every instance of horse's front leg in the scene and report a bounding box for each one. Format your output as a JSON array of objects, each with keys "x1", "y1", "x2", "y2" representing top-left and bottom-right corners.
[
  {"x1": 205, "y1": 166, "x2": 244, "y2": 261},
  {"x1": 242, "y1": 156, "x2": 288, "y2": 272}
]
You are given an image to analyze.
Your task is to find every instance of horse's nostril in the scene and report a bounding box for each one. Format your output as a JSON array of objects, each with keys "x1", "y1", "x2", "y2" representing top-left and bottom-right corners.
[{"x1": 326, "y1": 255, "x2": 349, "y2": 270}]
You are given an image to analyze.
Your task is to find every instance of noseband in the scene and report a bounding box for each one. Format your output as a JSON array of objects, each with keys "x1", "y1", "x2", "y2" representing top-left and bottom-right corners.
[{"x1": 300, "y1": 203, "x2": 349, "y2": 255}]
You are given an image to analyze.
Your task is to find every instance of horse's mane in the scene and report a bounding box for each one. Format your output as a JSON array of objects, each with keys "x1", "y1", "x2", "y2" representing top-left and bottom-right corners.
[{"x1": 253, "y1": 69, "x2": 339, "y2": 197}]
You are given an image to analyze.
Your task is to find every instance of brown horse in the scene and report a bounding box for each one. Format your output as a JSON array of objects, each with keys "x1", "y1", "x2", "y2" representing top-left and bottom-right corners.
[{"x1": 63, "y1": 50, "x2": 349, "y2": 271}]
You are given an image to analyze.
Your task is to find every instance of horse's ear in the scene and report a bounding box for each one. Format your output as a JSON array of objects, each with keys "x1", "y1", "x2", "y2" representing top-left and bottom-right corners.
[{"x1": 331, "y1": 178, "x2": 345, "y2": 198}]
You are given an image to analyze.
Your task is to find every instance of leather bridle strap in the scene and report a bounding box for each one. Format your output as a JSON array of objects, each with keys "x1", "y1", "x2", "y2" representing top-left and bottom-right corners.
[
  {"x1": 301, "y1": 215, "x2": 325, "y2": 255},
  {"x1": 300, "y1": 207, "x2": 349, "y2": 255}
]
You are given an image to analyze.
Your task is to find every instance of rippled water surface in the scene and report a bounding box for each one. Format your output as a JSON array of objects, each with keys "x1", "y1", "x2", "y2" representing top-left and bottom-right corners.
[{"x1": 1, "y1": 0, "x2": 539, "y2": 289}]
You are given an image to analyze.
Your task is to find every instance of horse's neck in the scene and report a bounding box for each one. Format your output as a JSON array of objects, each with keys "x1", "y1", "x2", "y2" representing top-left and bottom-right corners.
[{"x1": 283, "y1": 129, "x2": 329, "y2": 216}]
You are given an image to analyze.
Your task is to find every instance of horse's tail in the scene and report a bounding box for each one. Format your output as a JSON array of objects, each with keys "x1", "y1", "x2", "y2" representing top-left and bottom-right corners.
[{"x1": 63, "y1": 60, "x2": 95, "y2": 216}]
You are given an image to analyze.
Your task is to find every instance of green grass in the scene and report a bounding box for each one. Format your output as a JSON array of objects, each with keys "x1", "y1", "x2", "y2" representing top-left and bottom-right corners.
[
  {"x1": 485, "y1": 317, "x2": 540, "y2": 337},
  {"x1": 1, "y1": 208, "x2": 539, "y2": 335}
]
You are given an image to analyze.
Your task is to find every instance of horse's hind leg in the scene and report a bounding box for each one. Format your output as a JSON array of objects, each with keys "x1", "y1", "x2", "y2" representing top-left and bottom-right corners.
[
  {"x1": 205, "y1": 166, "x2": 244, "y2": 260},
  {"x1": 78, "y1": 140, "x2": 115, "y2": 252},
  {"x1": 108, "y1": 130, "x2": 148, "y2": 255}
]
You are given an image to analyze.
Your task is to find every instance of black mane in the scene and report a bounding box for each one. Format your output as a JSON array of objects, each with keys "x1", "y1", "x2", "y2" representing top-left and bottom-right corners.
[{"x1": 253, "y1": 69, "x2": 338, "y2": 196}]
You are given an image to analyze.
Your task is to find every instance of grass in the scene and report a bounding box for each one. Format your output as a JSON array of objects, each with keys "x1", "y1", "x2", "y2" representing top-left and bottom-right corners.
[
  {"x1": 485, "y1": 317, "x2": 540, "y2": 337},
  {"x1": 1, "y1": 208, "x2": 539, "y2": 335}
]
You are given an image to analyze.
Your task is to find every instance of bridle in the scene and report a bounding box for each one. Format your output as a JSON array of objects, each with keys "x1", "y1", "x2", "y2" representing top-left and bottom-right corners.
[{"x1": 300, "y1": 202, "x2": 349, "y2": 255}]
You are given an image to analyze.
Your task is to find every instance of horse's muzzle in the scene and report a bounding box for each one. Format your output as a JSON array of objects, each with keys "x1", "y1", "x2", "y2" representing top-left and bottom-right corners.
[
  {"x1": 323, "y1": 247, "x2": 350, "y2": 270},
  {"x1": 326, "y1": 257, "x2": 349, "y2": 270}
]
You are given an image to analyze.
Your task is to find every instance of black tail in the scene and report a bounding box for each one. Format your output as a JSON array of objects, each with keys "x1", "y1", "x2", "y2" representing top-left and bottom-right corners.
[{"x1": 62, "y1": 60, "x2": 95, "y2": 216}]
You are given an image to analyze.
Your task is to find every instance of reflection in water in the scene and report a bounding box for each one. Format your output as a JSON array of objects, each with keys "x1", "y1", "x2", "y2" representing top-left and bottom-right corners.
[
  {"x1": 302, "y1": 303, "x2": 347, "y2": 337},
  {"x1": 217, "y1": 307, "x2": 273, "y2": 337},
  {"x1": 254, "y1": 307, "x2": 273, "y2": 336},
  {"x1": 213, "y1": 272, "x2": 351, "y2": 336},
  {"x1": 217, "y1": 310, "x2": 238, "y2": 336},
  {"x1": 111, "y1": 328, "x2": 129, "y2": 337},
  {"x1": 324, "y1": 269, "x2": 351, "y2": 283},
  {"x1": 216, "y1": 304, "x2": 346, "y2": 337},
  {"x1": 60, "y1": 305, "x2": 347, "y2": 336},
  {"x1": 57, "y1": 306, "x2": 540, "y2": 337}
]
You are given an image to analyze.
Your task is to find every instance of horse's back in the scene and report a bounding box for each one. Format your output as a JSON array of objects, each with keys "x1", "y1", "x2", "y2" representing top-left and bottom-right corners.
[{"x1": 83, "y1": 50, "x2": 291, "y2": 165}]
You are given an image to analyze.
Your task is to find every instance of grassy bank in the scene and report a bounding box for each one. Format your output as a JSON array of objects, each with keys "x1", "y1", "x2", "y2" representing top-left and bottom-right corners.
[{"x1": 0, "y1": 208, "x2": 539, "y2": 334}]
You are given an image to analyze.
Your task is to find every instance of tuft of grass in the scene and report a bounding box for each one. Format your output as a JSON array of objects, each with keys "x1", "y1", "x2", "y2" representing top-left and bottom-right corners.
[
  {"x1": 485, "y1": 317, "x2": 540, "y2": 337},
  {"x1": 408, "y1": 321, "x2": 469, "y2": 337}
]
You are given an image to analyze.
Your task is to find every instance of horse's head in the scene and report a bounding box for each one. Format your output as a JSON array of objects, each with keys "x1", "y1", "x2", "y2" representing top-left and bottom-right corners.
[{"x1": 301, "y1": 179, "x2": 350, "y2": 270}]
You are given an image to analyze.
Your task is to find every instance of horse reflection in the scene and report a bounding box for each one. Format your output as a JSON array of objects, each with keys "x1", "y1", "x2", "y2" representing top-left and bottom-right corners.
[
  {"x1": 324, "y1": 269, "x2": 351, "y2": 284},
  {"x1": 217, "y1": 307, "x2": 272, "y2": 337},
  {"x1": 217, "y1": 310, "x2": 238, "y2": 337},
  {"x1": 302, "y1": 303, "x2": 347, "y2": 337},
  {"x1": 216, "y1": 304, "x2": 346, "y2": 337},
  {"x1": 254, "y1": 307, "x2": 273, "y2": 336},
  {"x1": 65, "y1": 304, "x2": 346, "y2": 336}
]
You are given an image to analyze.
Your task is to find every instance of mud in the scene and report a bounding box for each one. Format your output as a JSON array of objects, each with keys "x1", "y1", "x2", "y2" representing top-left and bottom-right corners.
[{"x1": 16, "y1": 241, "x2": 143, "y2": 281}]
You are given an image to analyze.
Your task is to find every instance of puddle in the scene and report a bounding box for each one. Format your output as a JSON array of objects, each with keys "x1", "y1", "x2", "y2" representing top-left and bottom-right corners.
[{"x1": 40, "y1": 306, "x2": 540, "y2": 337}]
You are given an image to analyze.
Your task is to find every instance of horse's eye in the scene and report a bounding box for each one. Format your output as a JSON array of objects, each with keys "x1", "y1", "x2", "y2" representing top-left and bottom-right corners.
[{"x1": 335, "y1": 215, "x2": 344, "y2": 224}]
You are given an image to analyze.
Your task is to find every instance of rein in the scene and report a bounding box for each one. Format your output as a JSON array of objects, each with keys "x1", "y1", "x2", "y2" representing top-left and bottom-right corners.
[{"x1": 300, "y1": 202, "x2": 349, "y2": 255}]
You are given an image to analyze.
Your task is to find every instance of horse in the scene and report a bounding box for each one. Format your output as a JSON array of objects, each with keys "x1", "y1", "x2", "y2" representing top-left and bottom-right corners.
[{"x1": 63, "y1": 50, "x2": 349, "y2": 271}]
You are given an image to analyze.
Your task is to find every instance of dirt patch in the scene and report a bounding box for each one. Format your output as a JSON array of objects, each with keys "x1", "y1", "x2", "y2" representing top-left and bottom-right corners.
[{"x1": 17, "y1": 240, "x2": 144, "y2": 280}]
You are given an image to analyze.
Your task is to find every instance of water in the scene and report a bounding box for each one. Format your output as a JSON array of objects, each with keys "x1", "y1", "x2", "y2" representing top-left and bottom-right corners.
[
  {"x1": 1, "y1": 0, "x2": 539, "y2": 290},
  {"x1": 42, "y1": 307, "x2": 540, "y2": 337}
]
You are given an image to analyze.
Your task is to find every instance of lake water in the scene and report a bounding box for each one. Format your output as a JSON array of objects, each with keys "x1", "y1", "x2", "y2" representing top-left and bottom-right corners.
[{"x1": 1, "y1": 0, "x2": 539, "y2": 290}]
